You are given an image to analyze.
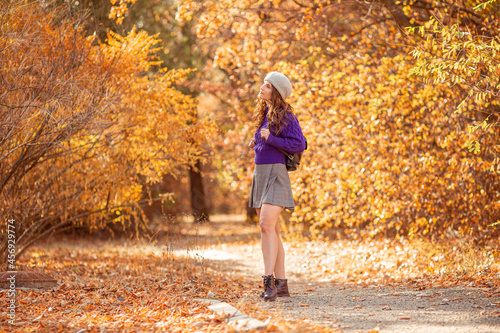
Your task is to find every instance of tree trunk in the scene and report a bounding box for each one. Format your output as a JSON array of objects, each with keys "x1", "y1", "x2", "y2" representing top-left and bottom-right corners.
[{"x1": 189, "y1": 160, "x2": 210, "y2": 223}]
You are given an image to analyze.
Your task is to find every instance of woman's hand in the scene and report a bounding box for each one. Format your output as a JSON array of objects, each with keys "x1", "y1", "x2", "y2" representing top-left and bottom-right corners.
[
  {"x1": 260, "y1": 128, "x2": 270, "y2": 140},
  {"x1": 248, "y1": 139, "x2": 256, "y2": 148}
]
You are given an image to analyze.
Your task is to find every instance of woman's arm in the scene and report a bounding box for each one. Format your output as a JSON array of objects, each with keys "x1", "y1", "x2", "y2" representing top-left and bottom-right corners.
[{"x1": 265, "y1": 116, "x2": 306, "y2": 154}]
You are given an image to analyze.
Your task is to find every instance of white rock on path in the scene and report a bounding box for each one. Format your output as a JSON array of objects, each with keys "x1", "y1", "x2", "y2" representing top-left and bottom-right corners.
[{"x1": 196, "y1": 299, "x2": 267, "y2": 331}]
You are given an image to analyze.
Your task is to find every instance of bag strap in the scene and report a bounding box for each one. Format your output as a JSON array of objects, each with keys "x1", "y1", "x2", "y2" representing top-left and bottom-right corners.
[{"x1": 275, "y1": 147, "x2": 300, "y2": 165}]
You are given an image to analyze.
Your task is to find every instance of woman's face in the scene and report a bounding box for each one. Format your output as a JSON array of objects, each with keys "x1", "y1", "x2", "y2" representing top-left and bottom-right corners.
[{"x1": 258, "y1": 80, "x2": 272, "y2": 101}]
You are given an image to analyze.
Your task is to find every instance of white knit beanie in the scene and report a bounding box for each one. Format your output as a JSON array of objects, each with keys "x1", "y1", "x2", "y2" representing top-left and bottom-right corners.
[{"x1": 264, "y1": 72, "x2": 292, "y2": 100}]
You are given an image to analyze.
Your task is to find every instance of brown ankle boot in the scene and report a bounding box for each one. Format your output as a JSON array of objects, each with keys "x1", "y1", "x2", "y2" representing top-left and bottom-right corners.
[
  {"x1": 262, "y1": 274, "x2": 277, "y2": 302},
  {"x1": 275, "y1": 278, "x2": 290, "y2": 297},
  {"x1": 260, "y1": 278, "x2": 291, "y2": 298}
]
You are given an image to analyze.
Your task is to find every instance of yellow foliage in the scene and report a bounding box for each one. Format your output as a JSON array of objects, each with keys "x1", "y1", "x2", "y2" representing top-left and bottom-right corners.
[
  {"x1": 179, "y1": 0, "x2": 500, "y2": 240},
  {"x1": 0, "y1": 1, "x2": 216, "y2": 256}
]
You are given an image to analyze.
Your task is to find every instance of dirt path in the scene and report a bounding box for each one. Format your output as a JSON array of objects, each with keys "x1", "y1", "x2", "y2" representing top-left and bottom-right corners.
[
  {"x1": 266, "y1": 282, "x2": 500, "y2": 332},
  {"x1": 167, "y1": 216, "x2": 500, "y2": 332},
  {"x1": 180, "y1": 245, "x2": 500, "y2": 332}
]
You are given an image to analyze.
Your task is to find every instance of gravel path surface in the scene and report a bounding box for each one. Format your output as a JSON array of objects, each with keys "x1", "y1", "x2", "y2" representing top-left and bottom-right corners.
[
  {"x1": 187, "y1": 243, "x2": 500, "y2": 332},
  {"x1": 169, "y1": 218, "x2": 500, "y2": 332},
  {"x1": 260, "y1": 282, "x2": 500, "y2": 332}
]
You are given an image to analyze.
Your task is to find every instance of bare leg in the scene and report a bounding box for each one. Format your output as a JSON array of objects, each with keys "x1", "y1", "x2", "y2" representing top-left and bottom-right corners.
[
  {"x1": 259, "y1": 203, "x2": 283, "y2": 276},
  {"x1": 256, "y1": 207, "x2": 286, "y2": 278},
  {"x1": 274, "y1": 218, "x2": 286, "y2": 279}
]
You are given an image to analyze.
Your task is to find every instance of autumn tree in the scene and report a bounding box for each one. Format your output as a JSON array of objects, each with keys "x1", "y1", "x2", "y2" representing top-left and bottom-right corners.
[
  {"x1": 175, "y1": 0, "x2": 500, "y2": 241},
  {"x1": 0, "y1": 0, "x2": 215, "y2": 264},
  {"x1": 409, "y1": 1, "x2": 500, "y2": 156},
  {"x1": 105, "y1": 0, "x2": 252, "y2": 222}
]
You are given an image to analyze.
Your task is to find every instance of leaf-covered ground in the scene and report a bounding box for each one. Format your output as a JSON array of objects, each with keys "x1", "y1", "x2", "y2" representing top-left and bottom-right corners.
[
  {"x1": 1, "y1": 215, "x2": 500, "y2": 332},
  {"x1": 1, "y1": 241, "x2": 249, "y2": 332}
]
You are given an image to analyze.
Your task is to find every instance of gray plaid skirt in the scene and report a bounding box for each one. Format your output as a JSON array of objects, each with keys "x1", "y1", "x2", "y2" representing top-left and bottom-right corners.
[{"x1": 249, "y1": 163, "x2": 295, "y2": 210}]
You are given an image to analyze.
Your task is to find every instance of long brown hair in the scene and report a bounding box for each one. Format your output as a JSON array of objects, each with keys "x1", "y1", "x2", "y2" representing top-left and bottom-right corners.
[{"x1": 253, "y1": 85, "x2": 294, "y2": 135}]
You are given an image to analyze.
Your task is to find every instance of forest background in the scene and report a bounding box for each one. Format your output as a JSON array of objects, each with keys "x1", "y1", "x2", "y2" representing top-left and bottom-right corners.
[{"x1": 1, "y1": 0, "x2": 500, "y2": 260}]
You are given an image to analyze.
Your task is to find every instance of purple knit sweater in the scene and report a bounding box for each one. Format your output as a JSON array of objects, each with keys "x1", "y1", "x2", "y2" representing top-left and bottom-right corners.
[{"x1": 253, "y1": 109, "x2": 306, "y2": 165}]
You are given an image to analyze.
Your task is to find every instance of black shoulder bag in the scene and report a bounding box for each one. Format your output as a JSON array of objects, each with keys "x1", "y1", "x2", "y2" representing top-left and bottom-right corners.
[{"x1": 276, "y1": 137, "x2": 307, "y2": 172}]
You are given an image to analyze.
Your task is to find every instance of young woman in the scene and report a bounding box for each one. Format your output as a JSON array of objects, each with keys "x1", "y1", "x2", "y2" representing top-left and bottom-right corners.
[{"x1": 248, "y1": 72, "x2": 306, "y2": 302}]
